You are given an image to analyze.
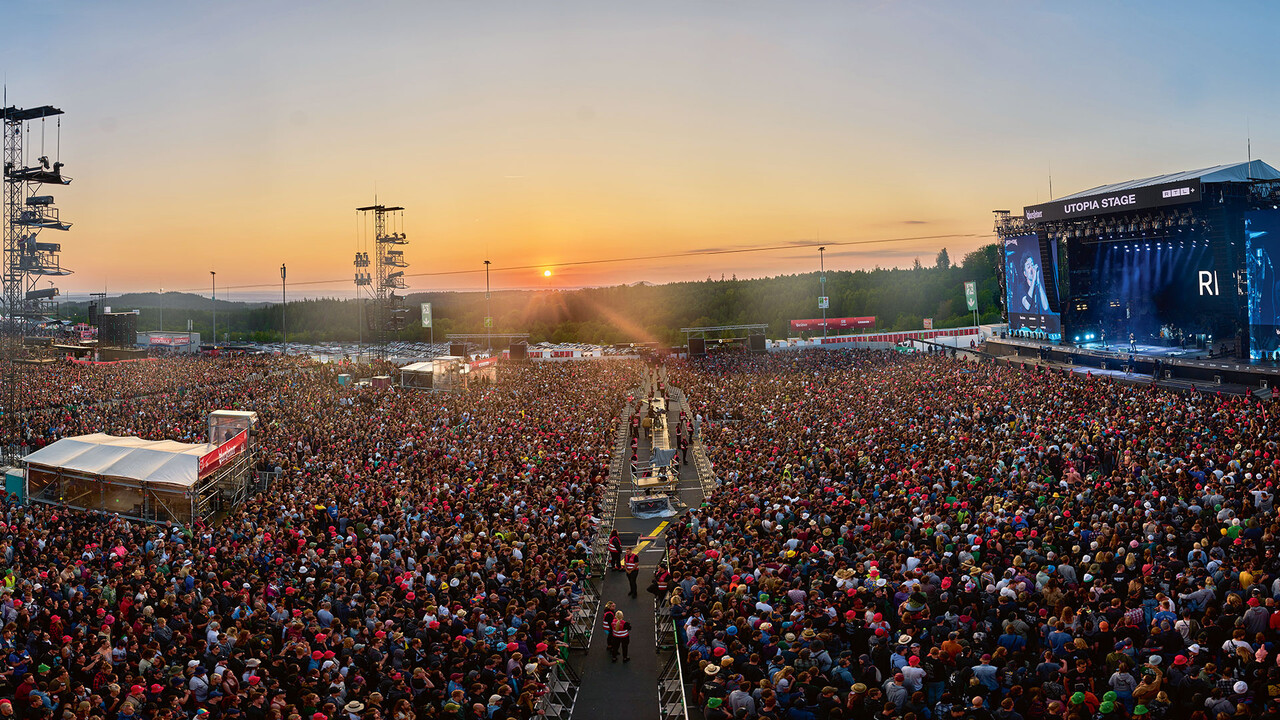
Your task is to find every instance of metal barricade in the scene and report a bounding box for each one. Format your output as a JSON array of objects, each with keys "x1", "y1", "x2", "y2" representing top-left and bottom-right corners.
[
  {"x1": 691, "y1": 441, "x2": 717, "y2": 496},
  {"x1": 568, "y1": 575, "x2": 601, "y2": 651},
  {"x1": 590, "y1": 395, "x2": 636, "y2": 578},
  {"x1": 536, "y1": 658, "x2": 581, "y2": 720},
  {"x1": 657, "y1": 633, "x2": 689, "y2": 720}
]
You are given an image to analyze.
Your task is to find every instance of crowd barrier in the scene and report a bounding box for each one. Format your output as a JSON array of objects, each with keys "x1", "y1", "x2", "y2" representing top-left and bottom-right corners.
[
  {"x1": 589, "y1": 395, "x2": 635, "y2": 579},
  {"x1": 535, "y1": 658, "x2": 581, "y2": 720},
  {"x1": 654, "y1": 548, "x2": 689, "y2": 719},
  {"x1": 567, "y1": 575, "x2": 601, "y2": 652}
]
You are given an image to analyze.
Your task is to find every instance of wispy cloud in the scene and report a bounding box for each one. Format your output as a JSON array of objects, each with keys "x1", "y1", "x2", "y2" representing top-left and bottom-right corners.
[{"x1": 902, "y1": 220, "x2": 929, "y2": 225}]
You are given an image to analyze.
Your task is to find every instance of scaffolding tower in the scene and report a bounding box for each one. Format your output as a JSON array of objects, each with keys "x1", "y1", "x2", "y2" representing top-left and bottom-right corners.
[
  {"x1": 2, "y1": 99, "x2": 73, "y2": 462},
  {"x1": 3, "y1": 102, "x2": 71, "y2": 322},
  {"x1": 355, "y1": 203, "x2": 408, "y2": 358}
]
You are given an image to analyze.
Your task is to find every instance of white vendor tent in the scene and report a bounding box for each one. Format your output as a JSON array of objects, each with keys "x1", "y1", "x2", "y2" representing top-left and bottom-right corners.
[
  {"x1": 24, "y1": 434, "x2": 214, "y2": 490},
  {"x1": 24, "y1": 427, "x2": 253, "y2": 525}
]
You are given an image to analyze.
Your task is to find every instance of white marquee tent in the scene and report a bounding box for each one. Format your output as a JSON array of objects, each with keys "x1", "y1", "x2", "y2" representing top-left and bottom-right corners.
[{"x1": 25, "y1": 434, "x2": 215, "y2": 490}]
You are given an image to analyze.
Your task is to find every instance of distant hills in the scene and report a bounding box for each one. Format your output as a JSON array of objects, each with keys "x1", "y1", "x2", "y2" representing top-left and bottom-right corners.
[{"x1": 62, "y1": 292, "x2": 263, "y2": 312}]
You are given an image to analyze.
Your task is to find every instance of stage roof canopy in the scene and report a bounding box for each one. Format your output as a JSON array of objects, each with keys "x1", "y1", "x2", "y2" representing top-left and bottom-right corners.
[
  {"x1": 1056, "y1": 160, "x2": 1280, "y2": 202},
  {"x1": 24, "y1": 434, "x2": 217, "y2": 490}
]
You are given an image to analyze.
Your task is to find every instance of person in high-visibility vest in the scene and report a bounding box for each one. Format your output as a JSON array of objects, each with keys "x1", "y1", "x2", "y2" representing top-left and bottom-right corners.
[
  {"x1": 607, "y1": 530, "x2": 623, "y2": 570},
  {"x1": 609, "y1": 610, "x2": 632, "y2": 663},
  {"x1": 624, "y1": 550, "x2": 640, "y2": 598}
]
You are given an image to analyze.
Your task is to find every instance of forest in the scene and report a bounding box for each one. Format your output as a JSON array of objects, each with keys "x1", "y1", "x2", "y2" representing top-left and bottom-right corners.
[{"x1": 67, "y1": 244, "x2": 1004, "y2": 345}]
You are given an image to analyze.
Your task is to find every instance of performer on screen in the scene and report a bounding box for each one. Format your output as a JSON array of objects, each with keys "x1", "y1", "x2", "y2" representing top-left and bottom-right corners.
[{"x1": 1020, "y1": 255, "x2": 1051, "y2": 313}]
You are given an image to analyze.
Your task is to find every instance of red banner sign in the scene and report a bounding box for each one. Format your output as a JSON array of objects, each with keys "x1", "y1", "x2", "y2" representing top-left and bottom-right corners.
[
  {"x1": 199, "y1": 429, "x2": 247, "y2": 478},
  {"x1": 790, "y1": 316, "x2": 876, "y2": 331},
  {"x1": 149, "y1": 335, "x2": 191, "y2": 346}
]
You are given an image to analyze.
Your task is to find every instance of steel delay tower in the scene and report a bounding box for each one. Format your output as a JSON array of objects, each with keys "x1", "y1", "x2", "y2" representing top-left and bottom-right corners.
[
  {"x1": 355, "y1": 203, "x2": 408, "y2": 359},
  {"x1": 2, "y1": 99, "x2": 73, "y2": 462}
]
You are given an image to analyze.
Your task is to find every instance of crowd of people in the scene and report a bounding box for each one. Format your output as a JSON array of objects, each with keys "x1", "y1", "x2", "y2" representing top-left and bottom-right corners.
[
  {"x1": 660, "y1": 349, "x2": 1280, "y2": 720},
  {"x1": 0, "y1": 356, "x2": 639, "y2": 720},
  {"x1": 6, "y1": 345, "x2": 1280, "y2": 720}
]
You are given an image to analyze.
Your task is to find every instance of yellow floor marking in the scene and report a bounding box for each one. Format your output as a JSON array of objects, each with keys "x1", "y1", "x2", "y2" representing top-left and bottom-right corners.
[{"x1": 633, "y1": 520, "x2": 669, "y2": 553}]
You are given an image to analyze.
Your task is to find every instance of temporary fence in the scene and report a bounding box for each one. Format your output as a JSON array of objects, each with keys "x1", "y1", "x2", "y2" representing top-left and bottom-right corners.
[
  {"x1": 655, "y1": 549, "x2": 689, "y2": 720},
  {"x1": 657, "y1": 649, "x2": 689, "y2": 720},
  {"x1": 590, "y1": 396, "x2": 635, "y2": 578},
  {"x1": 567, "y1": 574, "x2": 601, "y2": 651},
  {"x1": 535, "y1": 658, "x2": 581, "y2": 720},
  {"x1": 690, "y1": 439, "x2": 717, "y2": 497}
]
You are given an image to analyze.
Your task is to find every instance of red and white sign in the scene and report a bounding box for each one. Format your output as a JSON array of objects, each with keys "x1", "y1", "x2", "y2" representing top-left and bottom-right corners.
[
  {"x1": 149, "y1": 335, "x2": 191, "y2": 346},
  {"x1": 815, "y1": 327, "x2": 979, "y2": 344},
  {"x1": 469, "y1": 356, "x2": 500, "y2": 370},
  {"x1": 790, "y1": 316, "x2": 876, "y2": 331},
  {"x1": 198, "y1": 429, "x2": 247, "y2": 478}
]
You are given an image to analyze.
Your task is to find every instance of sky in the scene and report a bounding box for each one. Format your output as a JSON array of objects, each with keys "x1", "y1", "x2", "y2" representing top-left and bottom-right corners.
[{"x1": 4, "y1": 1, "x2": 1279, "y2": 300}]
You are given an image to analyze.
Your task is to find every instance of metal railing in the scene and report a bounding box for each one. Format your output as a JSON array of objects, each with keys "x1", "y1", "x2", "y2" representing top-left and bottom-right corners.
[
  {"x1": 590, "y1": 394, "x2": 636, "y2": 578},
  {"x1": 690, "y1": 441, "x2": 717, "y2": 496},
  {"x1": 657, "y1": 617, "x2": 689, "y2": 720},
  {"x1": 567, "y1": 575, "x2": 601, "y2": 651},
  {"x1": 655, "y1": 593, "x2": 677, "y2": 652},
  {"x1": 536, "y1": 657, "x2": 581, "y2": 720}
]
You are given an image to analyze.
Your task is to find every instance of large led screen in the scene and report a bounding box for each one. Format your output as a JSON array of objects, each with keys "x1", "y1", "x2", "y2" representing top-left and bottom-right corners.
[
  {"x1": 1004, "y1": 232, "x2": 1061, "y2": 337},
  {"x1": 1247, "y1": 210, "x2": 1280, "y2": 360}
]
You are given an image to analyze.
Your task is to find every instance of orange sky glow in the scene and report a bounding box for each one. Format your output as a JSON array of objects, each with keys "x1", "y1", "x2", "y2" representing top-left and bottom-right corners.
[{"x1": 4, "y1": 2, "x2": 1277, "y2": 299}]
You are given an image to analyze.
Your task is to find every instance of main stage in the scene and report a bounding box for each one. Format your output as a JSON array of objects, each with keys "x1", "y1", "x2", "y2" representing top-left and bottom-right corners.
[
  {"x1": 986, "y1": 336, "x2": 1280, "y2": 396},
  {"x1": 997, "y1": 160, "x2": 1280, "y2": 361}
]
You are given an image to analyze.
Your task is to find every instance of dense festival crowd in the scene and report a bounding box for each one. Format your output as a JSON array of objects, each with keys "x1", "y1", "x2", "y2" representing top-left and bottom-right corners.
[
  {"x1": 660, "y1": 350, "x2": 1280, "y2": 720},
  {"x1": 0, "y1": 357, "x2": 638, "y2": 720},
  {"x1": 7, "y1": 346, "x2": 1280, "y2": 720}
]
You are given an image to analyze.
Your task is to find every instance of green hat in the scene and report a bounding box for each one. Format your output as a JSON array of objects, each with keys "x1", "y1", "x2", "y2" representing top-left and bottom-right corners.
[
  {"x1": 707, "y1": 698, "x2": 723, "y2": 709},
  {"x1": 1103, "y1": 691, "x2": 1117, "y2": 702},
  {"x1": 1070, "y1": 692, "x2": 1086, "y2": 705},
  {"x1": 36, "y1": 663, "x2": 50, "y2": 674},
  {"x1": 1099, "y1": 702, "x2": 1115, "y2": 714},
  {"x1": 1133, "y1": 706, "x2": 1149, "y2": 716},
  {"x1": 443, "y1": 703, "x2": 460, "y2": 713}
]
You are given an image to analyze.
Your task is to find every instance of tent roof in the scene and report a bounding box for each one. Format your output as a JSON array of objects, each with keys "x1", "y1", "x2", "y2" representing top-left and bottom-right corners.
[
  {"x1": 23, "y1": 433, "x2": 218, "y2": 490},
  {"x1": 1056, "y1": 160, "x2": 1280, "y2": 202},
  {"x1": 401, "y1": 361, "x2": 433, "y2": 372}
]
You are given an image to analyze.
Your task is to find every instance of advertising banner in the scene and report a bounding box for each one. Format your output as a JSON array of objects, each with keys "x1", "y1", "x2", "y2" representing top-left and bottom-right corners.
[
  {"x1": 789, "y1": 316, "x2": 875, "y2": 331},
  {"x1": 148, "y1": 335, "x2": 191, "y2": 346},
  {"x1": 198, "y1": 429, "x2": 247, "y2": 478},
  {"x1": 1024, "y1": 180, "x2": 1200, "y2": 223}
]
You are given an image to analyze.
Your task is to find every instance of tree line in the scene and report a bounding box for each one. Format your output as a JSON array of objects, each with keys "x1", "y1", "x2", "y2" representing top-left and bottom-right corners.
[{"x1": 66, "y1": 244, "x2": 1003, "y2": 346}]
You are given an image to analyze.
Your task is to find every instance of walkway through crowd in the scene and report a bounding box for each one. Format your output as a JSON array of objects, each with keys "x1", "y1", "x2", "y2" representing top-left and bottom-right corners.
[{"x1": 573, "y1": 366, "x2": 703, "y2": 719}]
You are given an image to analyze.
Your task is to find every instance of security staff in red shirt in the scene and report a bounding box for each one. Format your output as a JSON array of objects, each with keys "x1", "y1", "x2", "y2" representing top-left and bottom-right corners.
[{"x1": 624, "y1": 550, "x2": 640, "y2": 598}]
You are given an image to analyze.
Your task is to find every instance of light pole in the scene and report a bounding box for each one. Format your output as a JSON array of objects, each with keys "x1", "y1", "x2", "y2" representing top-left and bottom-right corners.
[
  {"x1": 484, "y1": 260, "x2": 492, "y2": 356},
  {"x1": 210, "y1": 271, "x2": 216, "y2": 347},
  {"x1": 280, "y1": 263, "x2": 287, "y2": 355},
  {"x1": 158, "y1": 287, "x2": 163, "y2": 333},
  {"x1": 819, "y1": 246, "x2": 827, "y2": 338}
]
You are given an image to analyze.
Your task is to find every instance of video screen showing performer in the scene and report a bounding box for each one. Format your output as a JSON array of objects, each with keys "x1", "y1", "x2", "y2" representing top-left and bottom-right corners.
[
  {"x1": 1004, "y1": 232, "x2": 1061, "y2": 338},
  {"x1": 1246, "y1": 210, "x2": 1280, "y2": 360}
]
